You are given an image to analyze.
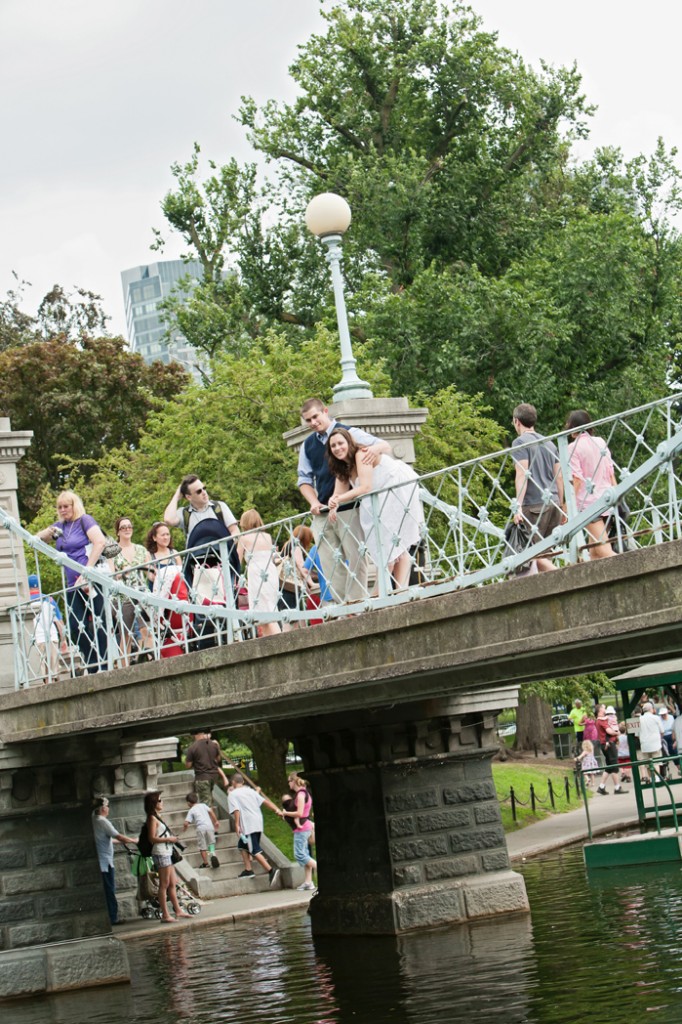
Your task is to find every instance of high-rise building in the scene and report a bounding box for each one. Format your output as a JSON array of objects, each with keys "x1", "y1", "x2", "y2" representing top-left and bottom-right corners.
[{"x1": 121, "y1": 259, "x2": 205, "y2": 377}]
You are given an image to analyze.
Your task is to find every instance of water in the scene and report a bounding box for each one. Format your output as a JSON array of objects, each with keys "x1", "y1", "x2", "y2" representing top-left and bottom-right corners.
[{"x1": 9, "y1": 848, "x2": 682, "y2": 1023}]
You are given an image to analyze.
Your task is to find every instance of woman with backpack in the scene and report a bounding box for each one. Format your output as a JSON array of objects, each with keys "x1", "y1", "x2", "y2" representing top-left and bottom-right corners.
[{"x1": 143, "y1": 791, "x2": 191, "y2": 923}]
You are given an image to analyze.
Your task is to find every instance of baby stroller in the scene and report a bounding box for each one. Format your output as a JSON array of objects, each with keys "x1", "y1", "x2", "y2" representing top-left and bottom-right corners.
[
  {"x1": 128, "y1": 849, "x2": 201, "y2": 918},
  {"x1": 154, "y1": 566, "x2": 194, "y2": 658}
]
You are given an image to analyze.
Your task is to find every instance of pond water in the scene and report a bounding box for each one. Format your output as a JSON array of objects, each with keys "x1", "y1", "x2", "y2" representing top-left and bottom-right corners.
[{"x1": 10, "y1": 847, "x2": 682, "y2": 1024}]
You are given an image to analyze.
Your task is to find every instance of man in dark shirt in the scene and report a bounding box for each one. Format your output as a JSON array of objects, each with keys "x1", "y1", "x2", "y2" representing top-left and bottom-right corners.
[{"x1": 185, "y1": 728, "x2": 227, "y2": 807}]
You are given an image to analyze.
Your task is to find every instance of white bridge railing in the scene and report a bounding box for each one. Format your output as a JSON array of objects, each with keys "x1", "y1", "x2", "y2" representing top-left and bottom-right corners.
[{"x1": 3, "y1": 394, "x2": 682, "y2": 688}]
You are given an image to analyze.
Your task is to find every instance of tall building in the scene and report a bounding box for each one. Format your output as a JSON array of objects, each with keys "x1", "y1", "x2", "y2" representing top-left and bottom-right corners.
[{"x1": 120, "y1": 259, "x2": 205, "y2": 377}]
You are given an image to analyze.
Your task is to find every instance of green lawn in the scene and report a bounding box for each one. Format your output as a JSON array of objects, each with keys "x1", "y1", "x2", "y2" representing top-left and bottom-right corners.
[
  {"x1": 493, "y1": 762, "x2": 585, "y2": 831},
  {"x1": 263, "y1": 805, "x2": 298, "y2": 858}
]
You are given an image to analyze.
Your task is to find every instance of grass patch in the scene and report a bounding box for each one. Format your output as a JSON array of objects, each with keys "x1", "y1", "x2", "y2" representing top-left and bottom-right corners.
[
  {"x1": 262, "y1": 805, "x2": 297, "y2": 859},
  {"x1": 493, "y1": 762, "x2": 585, "y2": 832}
]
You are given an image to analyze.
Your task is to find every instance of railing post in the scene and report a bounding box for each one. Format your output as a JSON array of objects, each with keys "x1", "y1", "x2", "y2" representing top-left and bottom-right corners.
[
  {"x1": 510, "y1": 786, "x2": 516, "y2": 822},
  {"x1": 219, "y1": 538, "x2": 236, "y2": 645},
  {"x1": 368, "y1": 491, "x2": 391, "y2": 599},
  {"x1": 530, "y1": 783, "x2": 536, "y2": 814},
  {"x1": 102, "y1": 580, "x2": 118, "y2": 672},
  {"x1": 557, "y1": 431, "x2": 581, "y2": 564},
  {"x1": 548, "y1": 778, "x2": 555, "y2": 810}
]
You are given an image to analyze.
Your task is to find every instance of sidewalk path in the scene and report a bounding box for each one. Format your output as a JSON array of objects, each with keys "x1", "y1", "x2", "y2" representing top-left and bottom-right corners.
[
  {"x1": 115, "y1": 888, "x2": 313, "y2": 941},
  {"x1": 506, "y1": 785, "x2": 639, "y2": 862}
]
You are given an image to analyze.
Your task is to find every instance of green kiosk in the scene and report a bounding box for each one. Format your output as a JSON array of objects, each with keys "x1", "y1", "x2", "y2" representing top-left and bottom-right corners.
[{"x1": 584, "y1": 659, "x2": 682, "y2": 869}]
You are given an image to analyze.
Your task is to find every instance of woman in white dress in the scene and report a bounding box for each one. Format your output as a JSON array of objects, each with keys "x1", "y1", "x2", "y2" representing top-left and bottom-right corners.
[
  {"x1": 237, "y1": 509, "x2": 281, "y2": 636},
  {"x1": 326, "y1": 427, "x2": 423, "y2": 591}
]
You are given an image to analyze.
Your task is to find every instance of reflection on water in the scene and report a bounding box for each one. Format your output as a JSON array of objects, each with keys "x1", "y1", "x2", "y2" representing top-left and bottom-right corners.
[{"x1": 8, "y1": 848, "x2": 682, "y2": 1024}]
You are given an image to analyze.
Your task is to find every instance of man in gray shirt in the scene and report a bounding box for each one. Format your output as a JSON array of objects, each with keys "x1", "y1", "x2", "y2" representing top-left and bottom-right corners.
[{"x1": 511, "y1": 403, "x2": 565, "y2": 572}]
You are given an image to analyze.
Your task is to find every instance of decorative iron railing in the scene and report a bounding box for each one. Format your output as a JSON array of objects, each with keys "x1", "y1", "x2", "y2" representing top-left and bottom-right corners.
[{"x1": 3, "y1": 394, "x2": 682, "y2": 688}]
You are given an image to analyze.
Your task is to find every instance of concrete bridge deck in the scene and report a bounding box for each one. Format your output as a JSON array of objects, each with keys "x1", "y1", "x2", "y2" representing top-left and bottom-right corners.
[{"x1": 2, "y1": 540, "x2": 681, "y2": 746}]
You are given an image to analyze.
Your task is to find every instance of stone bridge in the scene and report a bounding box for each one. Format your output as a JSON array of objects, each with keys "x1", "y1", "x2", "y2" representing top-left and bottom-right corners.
[{"x1": 2, "y1": 540, "x2": 682, "y2": 998}]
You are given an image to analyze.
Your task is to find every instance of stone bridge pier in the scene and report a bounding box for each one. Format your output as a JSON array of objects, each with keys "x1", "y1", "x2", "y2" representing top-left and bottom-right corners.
[
  {"x1": 284, "y1": 695, "x2": 529, "y2": 935},
  {"x1": 0, "y1": 735, "x2": 176, "y2": 1001}
]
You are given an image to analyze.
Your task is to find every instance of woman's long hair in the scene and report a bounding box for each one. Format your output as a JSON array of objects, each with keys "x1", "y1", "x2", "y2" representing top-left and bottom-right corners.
[
  {"x1": 565, "y1": 409, "x2": 592, "y2": 433},
  {"x1": 146, "y1": 522, "x2": 170, "y2": 555},
  {"x1": 293, "y1": 525, "x2": 314, "y2": 551},
  {"x1": 57, "y1": 490, "x2": 86, "y2": 519},
  {"x1": 144, "y1": 790, "x2": 161, "y2": 816},
  {"x1": 325, "y1": 427, "x2": 360, "y2": 483}
]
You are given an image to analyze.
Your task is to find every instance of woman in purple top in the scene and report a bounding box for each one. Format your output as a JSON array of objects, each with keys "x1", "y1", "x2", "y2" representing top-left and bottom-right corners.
[{"x1": 36, "y1": 490, "x2": 108, "y2": 673}]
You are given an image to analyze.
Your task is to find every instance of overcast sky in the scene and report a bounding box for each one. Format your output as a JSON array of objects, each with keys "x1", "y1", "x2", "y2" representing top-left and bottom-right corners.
[{"x1": 1, "y1": 0, "x2": 680, "y2": 338}]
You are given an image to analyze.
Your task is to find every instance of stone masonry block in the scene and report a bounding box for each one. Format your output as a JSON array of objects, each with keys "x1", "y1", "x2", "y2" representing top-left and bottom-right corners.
[
  {"x1": 40, "y1": 890, "x2": 104, "y2": 918},
  {"x1": 449, "y1": 828, "x2": 506, "y2": 854},
  {"x1": 393, "y1": 882, "x2": 467, "y2": 931},
  {"x1": 393, "y1": 864, "x2": 423, "y2": 888},
  {"x1": 424, "y1": 855, "x2": 478, "y2": 881},
  {"x1": 463, "y1": 758, "x2": 495, "y2": 781},
  {"x1": 74, "y1": 913, "x2": 114, "y2": 939},
  {"x1": 33, "y1": 840, "x2": 88, "y2": 866},
  {"x1": 443, "y1": 781, "x2": 496, "y2": 804},
  {"x1": 462, "y1": 870, "x2": 530, "y2": 919},
  {"x1": 0, "y1": 948, "x2": 47, "y2": 999},
  {"x1": 415, "y1": 808, "x2": 471, "y2": 833},
  {"x1": 0, "y1": 897, "x2": 36, "y2": 924},
  {"x1": 390, "y1": 835, "x2": 449, "y2": 862},
  {"x1": 0, "y1": 846, "x2": 28, "y2": 871},
  {"x1": 388, "y1": 816, "x2": 416, "y2": 838},
  {"x1": 68, "y1": 862, "x2": 101, "y2": 887},
  {"x1": 385, "y1": 789, "x2": 438, "y2": 814},
  {"x1": 474, "y1": 803, "x2": 502, "y2": 825},
  {"x1": 481, "y1": 850, "x2": 510, "y2": 872},
  {"x1": 9, "y1": 920, "x2": 75, "y2": 949},
  {"x1": 46, "y1": 936, "x2": 130, "y2": 992},
  {"x1": 4, "y1": 866, "x2": 67, "y2": 895}
]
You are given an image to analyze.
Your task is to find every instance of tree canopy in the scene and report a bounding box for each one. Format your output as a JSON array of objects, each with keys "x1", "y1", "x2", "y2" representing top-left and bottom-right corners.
[
  {"x1": 0, "y1": 317, "x2": 188, "y2": 520},
  {"x1": 151, "y1": 0, "x2": 681, "y2": 429}
]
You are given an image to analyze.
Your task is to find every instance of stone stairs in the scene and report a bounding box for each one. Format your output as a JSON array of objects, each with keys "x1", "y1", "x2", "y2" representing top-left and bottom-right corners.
[{"x1": 156, "y1": 771, "x2": 300, "y2": 899}]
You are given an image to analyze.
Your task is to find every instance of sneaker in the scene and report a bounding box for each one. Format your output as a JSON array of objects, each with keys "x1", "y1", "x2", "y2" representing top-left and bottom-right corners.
[
  {"x1": 198, "y1": 862, "x2": 209, "y2": 869},
  {"x1": 210, "y1": 854, "x2": 220, "y2": 869},
  {"x1": 297, "y1": 882, "x2": 315, "y2": 891},
  {"x1": 239, "y1": 870, "x2": 255, "y2": 878},
  {"x1": 268, "y1": 867, "x2": 280, "y2": 888},
  {"x1": 597, "y1": 785, "x2": 607, "y2": 795},
  {"x1": 614, "y1": 786, "x2": 628, "y2": 794}
]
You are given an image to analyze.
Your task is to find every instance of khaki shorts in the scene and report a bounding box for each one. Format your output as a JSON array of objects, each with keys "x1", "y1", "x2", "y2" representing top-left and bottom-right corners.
[{"x1": 522, "y1": 503, "x2": 562, "y2": 542}]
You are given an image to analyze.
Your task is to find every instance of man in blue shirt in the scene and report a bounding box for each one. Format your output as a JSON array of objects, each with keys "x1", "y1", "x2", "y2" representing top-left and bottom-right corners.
[{"x1": 297, "y1": 398, "x2": 391, "y2": 604}]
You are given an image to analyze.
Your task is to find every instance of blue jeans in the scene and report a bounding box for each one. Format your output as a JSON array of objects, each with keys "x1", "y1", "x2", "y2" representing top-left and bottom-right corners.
[
  {"x1": 101, "y1": 866, "x2": 118, "y2": 925},
  {"x1": 66, "y1": 585, "x2": 107, "y2": 673}
]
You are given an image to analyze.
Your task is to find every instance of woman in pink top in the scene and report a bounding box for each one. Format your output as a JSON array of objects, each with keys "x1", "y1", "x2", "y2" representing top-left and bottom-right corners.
[{"x1": 565, "y1": 410, "x2": 616, "y2": 560}]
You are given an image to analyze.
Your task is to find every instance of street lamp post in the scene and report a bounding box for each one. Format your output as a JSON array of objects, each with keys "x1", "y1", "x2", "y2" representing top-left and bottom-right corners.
[{"x1": 305, "y1": 192, "x2": 373, "y2": 402}]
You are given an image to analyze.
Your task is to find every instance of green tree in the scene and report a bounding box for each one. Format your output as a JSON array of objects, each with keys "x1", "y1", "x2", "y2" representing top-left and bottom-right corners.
[
  {"x1": 0, "y1": 335, "x2": 188, "y2": 520},
  {"x1": 154, "y1": 1, "x2": 682, "y2": 423},
  {"x1": 514, "y1": 675, "x2": 609, "y2": 752}
]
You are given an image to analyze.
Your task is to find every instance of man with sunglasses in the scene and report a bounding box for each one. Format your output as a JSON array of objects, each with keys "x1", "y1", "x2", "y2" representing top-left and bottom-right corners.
[
  {"x1": 165, "y1": 476, "x2": 240, "y2": 646},
  {"x1": 165, "y1": 476, "x2": 238, "y2": 545}
]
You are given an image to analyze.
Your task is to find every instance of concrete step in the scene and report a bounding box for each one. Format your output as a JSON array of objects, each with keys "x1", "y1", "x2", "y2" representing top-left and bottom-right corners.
[
  {"x1": 203, "y1": 873, "x2": 275, "y2": 899},
  {"x1": 184, "y1": 846, "x2": 243, "y2": 868}
]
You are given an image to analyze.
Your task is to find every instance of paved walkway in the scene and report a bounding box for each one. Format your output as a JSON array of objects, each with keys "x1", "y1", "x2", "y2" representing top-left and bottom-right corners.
[
  {"x1": 506, "y1": 784, "x2": 639, "y2": 862},
  {"x1": 115, "y1": 789, "x2": 640, "y2": 939},
  {"x1": 115, "y1": 888, "x2": 313, "y2": 941}
]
